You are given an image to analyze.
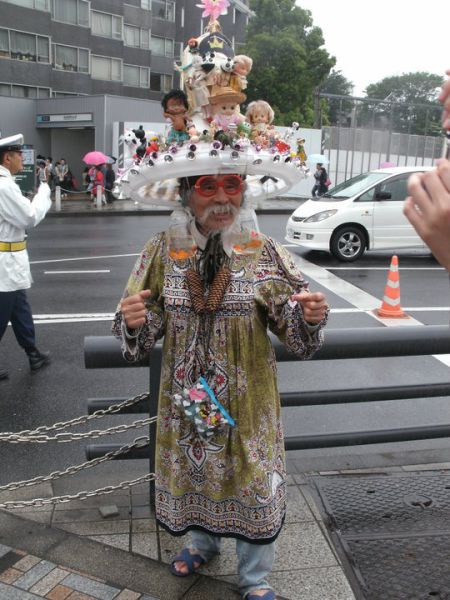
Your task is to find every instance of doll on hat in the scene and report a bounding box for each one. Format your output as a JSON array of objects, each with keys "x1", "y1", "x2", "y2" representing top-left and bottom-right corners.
[
  {"x1": 162, "y1": 89, "x2": 195, "y2": 144},
  {"x1": 209, "y1": 87, "x2": 246, "y2": 137},
  {"x1": 230, "y1": 55, "x2": 253, "y2": 92},
  {"x1": 186, "y1": 55, "x2": 211, "y2": 119},
  {"x1": 245, "y1": 100, "x2": 275, "y2": 147}
]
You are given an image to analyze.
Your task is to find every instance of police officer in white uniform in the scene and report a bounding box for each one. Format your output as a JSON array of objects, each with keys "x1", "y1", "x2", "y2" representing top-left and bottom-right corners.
[{"x1": 0, "y1": 134, "x2": 52, "y2": 380}]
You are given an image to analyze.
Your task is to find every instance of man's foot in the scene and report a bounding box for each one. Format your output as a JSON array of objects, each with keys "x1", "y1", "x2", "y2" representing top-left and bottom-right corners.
[
  {"x1": 27, "y1": 349, "x2": 51, "y2": 371},
  {"x1": 0, "y1": 369, "x2": 9, "y2": 380},
  {"x1": 170, "y1": 548, "x2": 205, "y2": 577}
]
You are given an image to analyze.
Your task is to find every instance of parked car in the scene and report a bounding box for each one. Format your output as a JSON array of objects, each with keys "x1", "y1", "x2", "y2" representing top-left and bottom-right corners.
[{"x1": 285, "y1": 166, "x2": 433, "y2": 261}]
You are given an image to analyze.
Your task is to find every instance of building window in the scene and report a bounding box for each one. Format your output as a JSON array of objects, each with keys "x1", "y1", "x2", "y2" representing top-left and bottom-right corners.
[
  {"x1": 0, "y1": 28, "x2": 50, "y2": 63},
  {"x1": 124, "y1": 25, "x2": 150, "y2": 49},
  {"x1": 52, "y1": 90, "x2": 86, "y2": 97},
  {"x1": 91, "y1": 10, "x2": 122, "y2": 40},
  {"x1": 124, "y1": 64, "x2": 149, "y2": 88},
  {"x1": 91, "y1": 54, "x2": 122, "y2": 81},
  {"x1": 53, "y1": 44, "x2": 89, "y2": 73},
  {"x1": 2, "y1": 0, "x2": 50, "y2": 10},
  {"x1": 150, "y1": 72, "x2": 172, "y2": 92},
  {"x1": 52, "y1": 0, "x2": 90, "y2": 27},
  {"x1": 150, "y1": 35, "x2": 173, "y2": 57},
  {"x1": 152, "y1": 0, "x2": 175, "y2": 21},
  {"x1": 0, "y1": 82, "x2": 51, "y2": 98},
  {"x1": 141, "y1": 0, "x2": 150, "y2": 9}
]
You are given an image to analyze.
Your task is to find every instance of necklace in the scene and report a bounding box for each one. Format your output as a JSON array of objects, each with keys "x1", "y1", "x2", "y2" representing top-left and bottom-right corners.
[{"x1": 186, "y1": 266, "x2": 231, "y2": 313}]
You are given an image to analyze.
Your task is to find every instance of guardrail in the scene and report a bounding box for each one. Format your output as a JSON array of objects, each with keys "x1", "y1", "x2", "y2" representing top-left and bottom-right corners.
[
  {"x1": 84, "y1": 325, "x2": 450, "y2": 458},
  {"x1": 84, "y1": 326, "x2": 450, "y2": 502}
]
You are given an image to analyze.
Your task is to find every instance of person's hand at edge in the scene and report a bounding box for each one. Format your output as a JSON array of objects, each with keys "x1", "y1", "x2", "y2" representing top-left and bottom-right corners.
[{"x1": 403, "y1": 161, "x2": 450, "y2": 270}]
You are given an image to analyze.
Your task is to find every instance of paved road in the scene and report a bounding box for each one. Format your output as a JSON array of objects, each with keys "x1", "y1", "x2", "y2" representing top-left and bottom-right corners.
[{"x1": 2, "y1": 214, "x2": 450, "y2": 490}]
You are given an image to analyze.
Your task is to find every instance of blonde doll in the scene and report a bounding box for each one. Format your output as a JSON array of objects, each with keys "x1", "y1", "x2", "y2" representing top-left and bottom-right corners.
[{"x1": 245, "y1": 100, "x2": 275, "y2": 146}]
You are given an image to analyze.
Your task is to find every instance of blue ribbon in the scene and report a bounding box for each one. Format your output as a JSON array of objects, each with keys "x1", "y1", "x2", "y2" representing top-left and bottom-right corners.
[{"x1": 199, "y1": 376, "x2": 236, "y2": 427}]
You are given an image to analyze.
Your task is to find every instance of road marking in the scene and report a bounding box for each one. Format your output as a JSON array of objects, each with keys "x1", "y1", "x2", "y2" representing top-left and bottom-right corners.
[
  {"x1": 333, "y1": 307, "x2": 450, "y2": 313},
  {"x1": 31, "y1": 253, "x2": 139, "y2": 265},
  {"x1": 292, "y1": 255, "x2": 450, "y2": 367},
  {"x1": 44, "y1": 270, "x2": 111, "y2": 274},
  {"x1": 328, "y1": 266, "x2": 445, "y2": 271},
  {"x1": 33, "y1": 313, "x2": 114, "y2": 324}
]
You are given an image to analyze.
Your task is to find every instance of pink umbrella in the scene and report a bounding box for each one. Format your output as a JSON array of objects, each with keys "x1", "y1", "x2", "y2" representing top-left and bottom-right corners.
[{"x1": 83, "y1": 151, "x2": 109, "y2": 166}]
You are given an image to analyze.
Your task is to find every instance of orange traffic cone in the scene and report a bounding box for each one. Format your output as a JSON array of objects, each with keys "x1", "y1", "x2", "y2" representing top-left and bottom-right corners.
[{"x1": 375, "y1": 255, "x2": 408, "y2": 318}]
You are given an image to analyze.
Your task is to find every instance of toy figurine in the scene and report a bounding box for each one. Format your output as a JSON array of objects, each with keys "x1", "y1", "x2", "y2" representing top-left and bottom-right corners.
[
  {"x1": 186, "y1": 55, "x2": 211, "y2": 118},
  {"x1": 161, "y1": 89, "x2": 192, "y2": 144},
  {"x1": 132, "y1": 125, "x2": 147, "y2": 160},
  {"x1": 245, "y1": 100, "x2": 275, "y2": 147},
  {"x1": 296, "y1": 138, "x2": 307, "y2": 163},
  {"x1": 230, "y1": 54, "x2": 253, "y2": 92},
  {"x1": 210, "y1": 87, "x2": 246, "y2": 136}
]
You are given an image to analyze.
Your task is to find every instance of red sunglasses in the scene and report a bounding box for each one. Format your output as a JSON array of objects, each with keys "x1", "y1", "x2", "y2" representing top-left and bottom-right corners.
[{"x1": 194, "y1": 175, "x2": 243, "y2": 197}]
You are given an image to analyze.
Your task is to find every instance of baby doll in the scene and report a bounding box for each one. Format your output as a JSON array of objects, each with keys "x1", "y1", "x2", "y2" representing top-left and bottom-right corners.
[
  {"x1": 210, "y1": 87, "x2": 246, "y2": 135},
  {"x1": 245, "y1": 100, "x2": 275, "y2": 147},
  {"x1": 230, "y1": 55, "x2": 253, "y2": 92}
]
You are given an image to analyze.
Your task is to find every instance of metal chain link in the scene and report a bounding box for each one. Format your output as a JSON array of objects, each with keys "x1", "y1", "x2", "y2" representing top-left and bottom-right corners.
[
  {"x1": 0, "y1": 392, "x2": 149, "y2": 441},
  {"x1": 2, "y1": 416, "x2": 158, "y2": 444},
  {"x1": 0, "y1": 436, "x2": 150, "y2": 493},
  {"x1": 0, "y1": 472, "x2": 155, "y2": 509}
]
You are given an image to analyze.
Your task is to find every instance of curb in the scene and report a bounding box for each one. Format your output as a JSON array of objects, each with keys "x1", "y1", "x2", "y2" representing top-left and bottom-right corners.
[
  {"x1": 47, "y1": 208, "x2": 297, "y2": 217},
  {"x1": 0, "y1": 510, "x2": 239, "y2": 599}
]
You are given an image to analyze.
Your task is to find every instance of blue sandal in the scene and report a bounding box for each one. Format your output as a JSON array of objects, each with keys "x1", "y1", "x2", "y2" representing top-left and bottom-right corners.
[
  {"x1": 170, "y1": 547, "x2": 205, "y2": 577},
  {"x1": 246, "y1": 591, "x2": 276, "y2": 600}
]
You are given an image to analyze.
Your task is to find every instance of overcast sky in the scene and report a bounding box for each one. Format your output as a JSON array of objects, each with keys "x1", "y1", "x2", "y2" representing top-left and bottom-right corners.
[{"x1": 295, "y1": 0, "x2": 450, "y2": 96}]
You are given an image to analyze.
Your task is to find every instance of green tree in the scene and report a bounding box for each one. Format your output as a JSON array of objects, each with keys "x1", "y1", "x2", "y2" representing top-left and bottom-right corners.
[
  {"x1": 320, "y1": 69, "x2": 354, "y2": 125},
  {"x1": 362, "y1": 72, "x2": 443, "y2": 135},
  {"x1": 243, "y1": 0, "x2": 335, "y2": 126}
]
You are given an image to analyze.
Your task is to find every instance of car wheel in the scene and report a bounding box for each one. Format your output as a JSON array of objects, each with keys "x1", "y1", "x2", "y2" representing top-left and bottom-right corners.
[{"x1": 330, "y1": 226, "x2": 366, "y2": 261}]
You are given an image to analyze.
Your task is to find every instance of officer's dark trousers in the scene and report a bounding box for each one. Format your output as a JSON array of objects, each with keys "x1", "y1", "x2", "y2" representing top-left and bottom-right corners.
[{"x1": 0, "y1": 290, "x2": 36, "y2": 351}]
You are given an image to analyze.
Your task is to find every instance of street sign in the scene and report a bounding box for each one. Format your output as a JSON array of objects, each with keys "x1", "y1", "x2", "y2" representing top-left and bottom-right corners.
[{"x1": 14, "y1": 144, "x2": 35, "y2": 195}]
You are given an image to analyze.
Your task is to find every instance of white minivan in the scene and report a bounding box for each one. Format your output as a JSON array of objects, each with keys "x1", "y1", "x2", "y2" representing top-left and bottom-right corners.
[{"x1": 285, "y1": 166, "x2": 433, "y2": 261}]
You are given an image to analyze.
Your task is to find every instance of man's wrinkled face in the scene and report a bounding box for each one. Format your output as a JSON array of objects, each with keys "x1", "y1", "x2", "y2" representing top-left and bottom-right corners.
[{"x1": 188, "y1": 175, "x2": 243, "y2": 233}]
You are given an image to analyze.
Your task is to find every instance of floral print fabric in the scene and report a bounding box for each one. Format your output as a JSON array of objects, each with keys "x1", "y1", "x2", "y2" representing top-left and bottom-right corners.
[{"x1": 112, "y1": 232, "x2": 326, "y2": 543}]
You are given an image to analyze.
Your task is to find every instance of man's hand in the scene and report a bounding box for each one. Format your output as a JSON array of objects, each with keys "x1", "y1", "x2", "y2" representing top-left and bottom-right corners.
[
  {"x1": 403, "y1": 160, "x2": 450, "y2": 270},
  {"x1": 291, "y1": 291, "x2": 328, "y2": 325},
  {"x1": 120, "y1": 289, "x2": 152, "y2": 329}
]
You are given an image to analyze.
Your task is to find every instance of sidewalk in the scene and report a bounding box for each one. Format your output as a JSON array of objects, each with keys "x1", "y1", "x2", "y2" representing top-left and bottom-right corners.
[
  {"x1": 47, "y1": 194, "x2": 305, "y2": 217},
  {"x1": 0, "y1": 468, "x2": 355, "y2": 600}
]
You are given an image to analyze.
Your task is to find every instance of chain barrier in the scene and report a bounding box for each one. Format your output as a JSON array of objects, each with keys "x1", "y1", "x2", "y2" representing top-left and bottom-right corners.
[
  {"x1": 0, "y1": 436, "x2": 150, "y2": 494},
  {"x1": 0, "y1": 392, "x2": 149, "y2": 442},
  {"x1": 0, "y1": 472, "x2": 155, "y2": 509},
  {"x1": 1, "y1": 416, "x2": 157, "y2": 444}
]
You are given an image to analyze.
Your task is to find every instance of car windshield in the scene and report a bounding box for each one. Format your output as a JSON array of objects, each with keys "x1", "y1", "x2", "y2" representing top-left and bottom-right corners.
[{"x1": 321, "y1": 172, "x2": 388, "y2": 200}]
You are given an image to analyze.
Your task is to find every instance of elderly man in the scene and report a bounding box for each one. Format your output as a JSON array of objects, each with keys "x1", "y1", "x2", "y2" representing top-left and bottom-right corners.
[
  {"x1": 113, "y1": 172, "x2": 328, "y2": 600},
  {"x1": 0, "y1": 134, "x2": 51, "y2": 379}
]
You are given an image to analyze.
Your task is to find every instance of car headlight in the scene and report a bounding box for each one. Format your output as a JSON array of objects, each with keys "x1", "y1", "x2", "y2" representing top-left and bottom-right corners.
[{"x1": 304, "y1": 209, "x2": 338, "y2": 223}]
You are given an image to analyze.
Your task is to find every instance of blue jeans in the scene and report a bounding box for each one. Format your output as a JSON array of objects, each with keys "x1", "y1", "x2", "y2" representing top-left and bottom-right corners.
[{"x1": 190, "y1": 530, "x2": 275, "y2": 598}]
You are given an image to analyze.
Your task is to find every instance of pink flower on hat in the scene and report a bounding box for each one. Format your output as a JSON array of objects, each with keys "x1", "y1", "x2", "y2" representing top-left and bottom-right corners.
[{"x1": 196, "y1": 0, "x2": 230, "y2": 20}]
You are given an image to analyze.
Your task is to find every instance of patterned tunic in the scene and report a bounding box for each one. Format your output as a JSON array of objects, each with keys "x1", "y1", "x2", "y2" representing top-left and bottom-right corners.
[{"x1": 112, "y1": 231, "x2": 326, "y2": 544}]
